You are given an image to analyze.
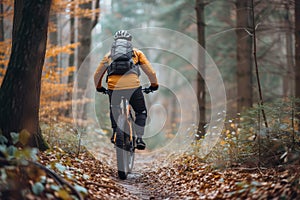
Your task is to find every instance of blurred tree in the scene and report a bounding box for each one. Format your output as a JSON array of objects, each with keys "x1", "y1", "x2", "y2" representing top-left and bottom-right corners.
[
  {"x1": 254, "y1": 0, "x2": 294, "y2": 100},
  {"x1": 284, "y1": 0, "x2": 294, "y2": 97},
  {"x1": 0, "y1": 2, "x2": 4, "y2": 72},
  {"x1": 205, "y1": 1, "x2": 236, "y2": 116},
  {"x1": 0, "y1": 0, "x2": 51, "y2": 150},
  {"x1": 195, "y1": 0, "x2": 206, "y2": 138},
  {"x1": 65, "y1": 0, "x2": 76, "y2": 118},
  {"x1": 151, "y1": 0, "x2": 197, "y2": 133},
  {"x1": 295, "y1": 1, "x2": 300, "y2": 121},
  {"x1": 77, "y1": 0, "x2": 99, "y2": 120},
  {"x1": 155, "y1": 0, "x2": 195, "y2": 36},
  {"x1": 48, "y1": 8, "x2": 58, "y2": 70},
  {"x1": 78, "y1": 0, "x2": 95, "y2": 70},
  {"x1": 39, "y1": 0, "x2": 99, "y2": 122},
  {"x1": 68, "y1": 0, "x2": 75, "y2": 85},
  {"x1": 100, "y1": 0, "x2": 152, "y2": 34},
  {"x1": 236, "y1": 0, "x2": 253, "y2": 113}
]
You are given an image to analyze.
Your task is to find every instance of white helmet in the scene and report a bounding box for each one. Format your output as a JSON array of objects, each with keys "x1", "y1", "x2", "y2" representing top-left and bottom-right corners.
[{"x1": 114, "y1": 30, "x2": 132, "y2": 41}]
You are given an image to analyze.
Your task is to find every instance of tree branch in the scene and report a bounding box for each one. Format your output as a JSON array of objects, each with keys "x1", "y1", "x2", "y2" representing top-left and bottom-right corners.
[{"x1": 251, "y1": 0, "x2": 268, "y2": 128}]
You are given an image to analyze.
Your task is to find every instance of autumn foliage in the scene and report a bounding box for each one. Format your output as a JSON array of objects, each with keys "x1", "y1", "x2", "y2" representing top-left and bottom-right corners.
[
  {"x1": 136, "y1": 154, "x2": 300, "y2": 199},
  {"x1": 0, "y1": 0, "x2": 300, "y2": 199}
]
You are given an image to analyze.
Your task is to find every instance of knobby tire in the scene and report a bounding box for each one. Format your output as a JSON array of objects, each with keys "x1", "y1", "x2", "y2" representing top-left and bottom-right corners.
[{"x1": 116, "y1": 114, "x2": 134, "y2": 180}]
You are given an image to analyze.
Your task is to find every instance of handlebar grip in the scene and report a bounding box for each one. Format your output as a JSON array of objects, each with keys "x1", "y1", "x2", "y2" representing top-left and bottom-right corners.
[{"x1": 143, "y1": 88, "x2": 152, "y2": 94}]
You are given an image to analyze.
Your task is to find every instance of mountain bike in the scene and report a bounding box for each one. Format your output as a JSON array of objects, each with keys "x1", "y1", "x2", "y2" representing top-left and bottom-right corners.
[{"x1": 103, "y1": 88, "x2": 153, "y2": 180}]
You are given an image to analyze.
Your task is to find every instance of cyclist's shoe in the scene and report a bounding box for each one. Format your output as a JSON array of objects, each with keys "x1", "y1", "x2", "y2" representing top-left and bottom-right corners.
[
  {"x1": 111, "y1": 132, "x2": 116, "y2": 144},
  {"x1": 136, "y1": 137, "x2": 146, "y2": 150}
]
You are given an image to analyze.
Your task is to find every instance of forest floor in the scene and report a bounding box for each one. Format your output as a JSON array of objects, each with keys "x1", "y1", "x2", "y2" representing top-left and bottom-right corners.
[
  {"x1": 2, "y1": 130, "x2": 300, "y2": 199},
  {"x1": 38, "y1": 145, "x2": 300, "y2": 200},
  {"x1": 38, "y1": 131, "x2": 300, "y2": 200}
]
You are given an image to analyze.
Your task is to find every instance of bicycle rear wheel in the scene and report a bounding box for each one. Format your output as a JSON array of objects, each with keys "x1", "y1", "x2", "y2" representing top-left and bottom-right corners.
[
  {"x1": 116, "y1": 115, "x2": 135, "y2": 180},
  {"x1": 116, "y1": 146, "x2": 130, "y2": 180}
]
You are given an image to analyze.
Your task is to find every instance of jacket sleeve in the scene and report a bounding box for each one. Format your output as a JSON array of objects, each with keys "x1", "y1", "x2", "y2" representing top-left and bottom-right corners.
[
  {"x1": 135, "y1": 49, "x2": 158, "y2": 87},
  {"x1": 94, "y1": 54, "x2": 109, "y2": 89}
]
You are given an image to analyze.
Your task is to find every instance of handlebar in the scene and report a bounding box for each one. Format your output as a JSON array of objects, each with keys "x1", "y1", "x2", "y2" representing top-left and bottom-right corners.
[{"x1": 99, "y1": 87, "x2": 154, "y2": 95}]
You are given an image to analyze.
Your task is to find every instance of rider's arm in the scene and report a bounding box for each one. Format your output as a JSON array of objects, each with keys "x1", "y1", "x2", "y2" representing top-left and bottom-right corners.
[
  {"x1": 94, "y1": 53, "x2": 109, "y2": 89},
  {"x1": 134, "y1": 49, "x2": 158, "y2": 87}
]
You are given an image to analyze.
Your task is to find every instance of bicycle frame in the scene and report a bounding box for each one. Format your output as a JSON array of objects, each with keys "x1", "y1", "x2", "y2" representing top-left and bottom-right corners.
[
  {"x1": 115, "y1": 96, "x2": 136, "y2": 179},
  {"x1": 123, "y1": 96, "x2": 134, "y2": 143}
]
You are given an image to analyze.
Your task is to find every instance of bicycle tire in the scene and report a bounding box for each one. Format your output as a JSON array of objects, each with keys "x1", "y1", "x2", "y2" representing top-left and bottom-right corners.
[
  {"x1": 116, "y1": 147, "x2": 129, "y2": 180},
  {"x1": 116, "y1": 114, "x2": 133, "y2": 180}
]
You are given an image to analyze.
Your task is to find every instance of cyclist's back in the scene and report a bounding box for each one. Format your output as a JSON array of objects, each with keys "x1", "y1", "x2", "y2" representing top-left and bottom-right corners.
[{"x1": 94, "y1": 30, "x2": 159, "y2": 149}]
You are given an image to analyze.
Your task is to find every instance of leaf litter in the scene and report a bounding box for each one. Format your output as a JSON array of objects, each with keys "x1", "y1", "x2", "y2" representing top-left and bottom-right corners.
[
  {"x1": 1, "y1": 145, "x2": 299, "y2": 199},
  {"x1": 132, "y1": 154, "x2": 300, "y2": 199},
  {"x1": 37, "y1": 145, "x2": 300, "y2": 199}
]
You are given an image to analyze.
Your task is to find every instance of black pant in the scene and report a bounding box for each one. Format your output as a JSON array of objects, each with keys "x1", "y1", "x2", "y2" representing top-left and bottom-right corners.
[{"x1": 108, "y1": 87, "x2": 147, "y2": 137}]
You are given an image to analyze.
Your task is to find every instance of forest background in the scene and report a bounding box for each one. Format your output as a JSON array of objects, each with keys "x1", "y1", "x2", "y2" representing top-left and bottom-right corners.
[{"x1": 0, "y1": 0, "x2": 299, "y2": 199}]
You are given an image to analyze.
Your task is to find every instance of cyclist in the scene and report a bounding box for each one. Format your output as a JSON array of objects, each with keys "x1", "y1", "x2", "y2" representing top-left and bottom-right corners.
[{"x1": 94, "y1": 30, "x2": 159, "y2": 150}]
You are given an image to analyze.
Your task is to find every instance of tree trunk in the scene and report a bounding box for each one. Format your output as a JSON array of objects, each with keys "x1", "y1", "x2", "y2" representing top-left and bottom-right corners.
[
  {"x1": 0, "y1": 3, "x2": 4, "y2": 72},
  {"x1": 64, "y1": 10, "x2": 75, "y2": 117},
  {"x1": 284, "y1": 1, "x2": 294, "y2": 97},
  {"x1": 195, "y1": 0, "x2": 206, "y2": 138},
  {"x1": 77, "y1": 1, "x2": 92, "y2": 70},
  {"x1": 0, "y1": 0, "x2": 51, "y2": 150},
  {"x1": 68, "y1": 16, "x2": 75, "y2": 84},
  {"x1": 236, "y1": 0, "x2": 253, "y2": 113},
  {"x1": 77, "y1": 0, "x2": 93, "y2": 120},
  {"x1": 295, "y1": 1, "x2": 300, "y2": 121},
  {"x1": 49, "y1": 11, "x2": 58, "y2": 67}
]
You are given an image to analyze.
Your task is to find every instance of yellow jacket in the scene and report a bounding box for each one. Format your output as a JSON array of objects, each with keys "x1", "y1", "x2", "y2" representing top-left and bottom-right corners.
[{"x1": 94, "y1": 48, "x2": 158, "y2": 90}]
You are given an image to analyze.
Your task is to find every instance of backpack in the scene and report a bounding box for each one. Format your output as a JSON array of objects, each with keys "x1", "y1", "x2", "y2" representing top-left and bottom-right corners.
[{"x1": 107, "y1": 39, "x2": 140, "y2": 76}]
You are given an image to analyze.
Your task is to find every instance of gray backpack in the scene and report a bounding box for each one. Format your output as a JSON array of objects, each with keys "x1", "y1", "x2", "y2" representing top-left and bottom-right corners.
[{"x1": 107, "y1": 39, "x2": 139, "y2": 76}]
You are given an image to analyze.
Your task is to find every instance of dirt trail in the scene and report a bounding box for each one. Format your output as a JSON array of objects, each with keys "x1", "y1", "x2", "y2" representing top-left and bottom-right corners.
[
  {"x1": 117, "y1": 172, "x2": 152, "y2": 199},
  {"x1": 83, "y1": 132, "x2": 172, "y2": 199},
  {"x1": 115, "y1": 153, "x2": 163, "y2": 199},
  {"x1": 83, "y1": 133, "x2": 300, "y2": 199}
]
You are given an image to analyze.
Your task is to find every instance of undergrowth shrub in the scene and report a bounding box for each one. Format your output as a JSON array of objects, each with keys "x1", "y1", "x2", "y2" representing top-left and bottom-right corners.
[
  {"x1": 195, "y1": 98, "x2": 300, "y2": 167},
  {"x1": 40, "y1": 122, "x2": 81, "y2": 153},
  {"x1": 0, "y1": 132, "x2": 88, "y2": 199}
]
